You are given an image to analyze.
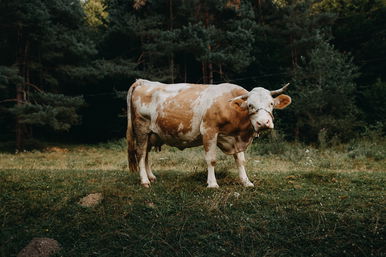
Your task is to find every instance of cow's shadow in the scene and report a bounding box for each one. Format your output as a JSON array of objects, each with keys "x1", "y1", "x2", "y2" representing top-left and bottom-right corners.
[{"x1": 183, "y1": 169, "x2": 238, "y2": 186}]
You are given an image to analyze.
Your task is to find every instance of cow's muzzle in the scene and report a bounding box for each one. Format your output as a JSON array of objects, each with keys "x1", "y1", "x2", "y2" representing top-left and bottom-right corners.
[{"x1": 251, "y1": 109, "x2": 274, "y2": 132}]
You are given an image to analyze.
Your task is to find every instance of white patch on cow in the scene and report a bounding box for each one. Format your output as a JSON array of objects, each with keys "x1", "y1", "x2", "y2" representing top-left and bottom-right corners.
[
  {"x1": 204, "y1": 136, "x2": 219, "y2": 188},
  {"x1": 177, "y1": 123, "x2": 184, "y2": 132}
]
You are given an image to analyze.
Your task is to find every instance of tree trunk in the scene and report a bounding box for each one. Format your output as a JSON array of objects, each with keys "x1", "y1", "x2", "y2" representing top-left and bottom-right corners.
[
  {"x1": 208, "y1": 62, "x2": 213, "y2": 84},
  {"x1": 201, "y1": 61, "x2": 207, "y2": 84},
  {"x1": 169, "y1": 0, "x2": 174, "y2": 83},
  {"x1": 15, "y1": 83, "x2": 25, "y2": 151},
  {"x1": 15, "y1": 31, "x2": 28, "y2": 151},
  {"x1": 184, "y1": 55, "x2": 187, "y2": 83},
  {"x1": 219, "y1": 64, "x2": 223, "y2": 81},
  {"x1": 170, "y1": 55, "x2": 174, "y2": 83}
]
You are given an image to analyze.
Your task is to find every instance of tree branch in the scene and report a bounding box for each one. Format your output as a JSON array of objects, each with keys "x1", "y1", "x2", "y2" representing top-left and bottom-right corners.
[
  {"x1": 25, "y1": 82, "x2": 44, "y2": 93},
  {"x1": 0, "y1": 98, "x2": 25, "y2": 104}
]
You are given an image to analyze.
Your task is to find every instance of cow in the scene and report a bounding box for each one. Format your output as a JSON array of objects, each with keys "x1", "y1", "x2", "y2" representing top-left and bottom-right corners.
[{"x1": 126, "y1": 79, "x2": 291, "y2": 188}]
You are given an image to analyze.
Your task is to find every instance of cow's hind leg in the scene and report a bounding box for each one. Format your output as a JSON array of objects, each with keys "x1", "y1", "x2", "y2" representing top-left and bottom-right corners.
[
  {"x1": 234, "y1": 152, "x2": 254, "y2": 187},
  {"x1": 203, "y1": 131, "x2": 219, "y2": 188},
  {"x1": 145, "y1": 147, "x2": 156, "y2": 182},
  {"x1": 136, "y1": 134, "x2": 151, "y2": 187}
]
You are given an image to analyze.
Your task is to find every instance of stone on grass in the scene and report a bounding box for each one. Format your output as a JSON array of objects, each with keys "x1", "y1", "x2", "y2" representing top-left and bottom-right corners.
[
  {"x1": 17, "y1": 237, "x2": 60, "y2": 257},
  {"x1": 146, "y1": 201, "x2": 156, "y2": 208},
  {"x1": 78, "y1": 193, "x2": 103, "y2": 207}
]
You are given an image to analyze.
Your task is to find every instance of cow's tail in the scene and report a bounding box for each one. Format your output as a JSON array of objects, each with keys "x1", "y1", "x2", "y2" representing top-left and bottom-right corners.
[{"x1": 127, "y1": 80, "x2": 139, "y2": 172}]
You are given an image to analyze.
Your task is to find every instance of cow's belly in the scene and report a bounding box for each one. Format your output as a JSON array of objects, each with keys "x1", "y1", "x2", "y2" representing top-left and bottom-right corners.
[
  {"x1": 150, "y1": 132, "x2": 203, "y2": 150},
  {"x1": 149, "y1": 110, "x2": 204, "y2": 149}
]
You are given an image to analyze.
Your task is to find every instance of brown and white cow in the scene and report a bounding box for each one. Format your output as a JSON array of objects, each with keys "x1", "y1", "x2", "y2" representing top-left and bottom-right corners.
[{"x1": 127, "y1": 79, "x2": 291, "y2": 188}]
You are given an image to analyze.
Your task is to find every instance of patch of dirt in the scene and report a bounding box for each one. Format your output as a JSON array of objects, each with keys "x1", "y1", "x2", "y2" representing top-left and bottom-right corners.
[
  {"x1": 78, "y1": 193, "x2": 103, "y2": 207},
  {"x1": 45, "y1": 147, "x2": 68, "y2": 153},
  {"x1": 17, "y1": 237, "x2": 60, "y2": 257}
]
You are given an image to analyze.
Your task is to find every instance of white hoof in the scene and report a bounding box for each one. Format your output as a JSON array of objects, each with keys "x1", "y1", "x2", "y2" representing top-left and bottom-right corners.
[
  {"x1": 148, "y1": 176, "x2": 156, "y2": 182},
  {"x1": 141, "y1": 182, "x2": 150, "y2": 188},
  {"x1": 207, "y1": 183, "x2": 219, "y2": 188},
  {"x1": 242, "y1": 181, "x2": 254, "y2": 187}
]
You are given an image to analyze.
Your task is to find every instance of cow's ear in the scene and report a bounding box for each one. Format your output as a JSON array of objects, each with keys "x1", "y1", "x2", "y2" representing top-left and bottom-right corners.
[
  {"x1": 274, "y1": 94, "x2": 291, "y2": 109},
  {"x1": 230, "y1": 98, "x2": 248, "y2": 112}
]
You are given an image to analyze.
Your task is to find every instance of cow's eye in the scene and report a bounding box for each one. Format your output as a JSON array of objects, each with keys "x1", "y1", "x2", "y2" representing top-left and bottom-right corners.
[
  {"x1": 270, "y1": 102, "x2": 274, "y2": 106},
  {"x1": 249, "y1": 104, "x2": 253, "y2": 109}
]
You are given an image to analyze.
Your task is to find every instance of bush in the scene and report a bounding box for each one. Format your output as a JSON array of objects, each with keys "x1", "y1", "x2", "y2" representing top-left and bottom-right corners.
[
  {"x1": 97, "y1": 138, "x2": 127, "y2": 150},
  {"x1": 360, "y1": 79, "x2": 386, "y2": 131},
  {"x1": 347, "y1": 124, "x2": 386, "y2": 161}
]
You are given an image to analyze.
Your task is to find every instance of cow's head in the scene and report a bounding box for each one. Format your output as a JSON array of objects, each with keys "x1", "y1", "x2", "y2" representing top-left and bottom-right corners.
[{"x1": 230, "y1": 83, "x2": 291, "y2": 132}]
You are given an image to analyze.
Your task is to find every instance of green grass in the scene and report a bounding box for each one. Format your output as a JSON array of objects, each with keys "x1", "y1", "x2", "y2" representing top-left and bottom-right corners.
[{"x1": 0, "y1": 140, "x2": 385, "y2": 257}]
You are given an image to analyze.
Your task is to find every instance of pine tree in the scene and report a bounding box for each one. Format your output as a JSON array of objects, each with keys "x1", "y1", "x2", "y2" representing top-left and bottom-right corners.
[
  {"x1": 0, "y1": 0, "x2": 90, "y2": 150},
  {"x1": 314, "y1": 0, "x2": 386, "y2": 130},
  {"x1": 290, "y1": 33, "x2": 360, "y2": 142}
]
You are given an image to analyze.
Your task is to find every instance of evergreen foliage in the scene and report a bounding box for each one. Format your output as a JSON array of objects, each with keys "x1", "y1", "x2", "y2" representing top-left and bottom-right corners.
[
  {"x1": 360, "y1": 79, "x2": 386, "y2": 129},
  {"x1": 8, "y1": 92, "x2": 84, "y2": 131},
  {"x1": 0, "y1": 0, "x2": 385, "y2": 146},
  {"x1": 291, "y1": 33, "x2": 360, "y2": 142},
  {"x1": 0, "y1": 0, "x2": 89, "y2": 149}
]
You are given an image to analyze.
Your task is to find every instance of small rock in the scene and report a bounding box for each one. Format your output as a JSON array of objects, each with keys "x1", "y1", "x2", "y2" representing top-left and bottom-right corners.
[
  {"x1": 146, "y1": 201, "x2": 156, "y2": 208},
  {"x1": 17, "y1": 237, "x2": 60, "y2": 257},
  {"x1": 78, "y1": 193, "x2": 103, "y2": 207}
]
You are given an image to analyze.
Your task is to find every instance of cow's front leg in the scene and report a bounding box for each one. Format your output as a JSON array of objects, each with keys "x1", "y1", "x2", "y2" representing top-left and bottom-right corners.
[
  {"x1": 234, "y1": 152, "x2": 254, "y2": 187},
  {"x1": 203, "y1": 132, "x2": 219, "y2": 188}
]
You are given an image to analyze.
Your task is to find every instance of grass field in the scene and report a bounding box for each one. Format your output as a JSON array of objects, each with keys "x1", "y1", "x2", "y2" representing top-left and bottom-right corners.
[{"x1": 0, "y1": 138, "x2": 385, "y2": 257}]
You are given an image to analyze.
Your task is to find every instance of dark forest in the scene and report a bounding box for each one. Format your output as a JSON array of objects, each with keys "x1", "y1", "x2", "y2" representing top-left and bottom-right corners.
[{"x1": 1, "y1": 0, "x2": 385, "y2": 149}]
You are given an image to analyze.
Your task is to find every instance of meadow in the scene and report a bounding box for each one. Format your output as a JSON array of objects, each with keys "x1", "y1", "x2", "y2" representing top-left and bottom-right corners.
[{"x1": 0, "y1": 137, "x2": 385, "y2": 257}]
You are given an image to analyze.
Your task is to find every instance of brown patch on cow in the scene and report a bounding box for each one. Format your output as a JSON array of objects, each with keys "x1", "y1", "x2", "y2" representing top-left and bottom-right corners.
[
  {"x1": 202, "y1": 88, "x2": 255, "y2": 154},
  {"x1": 156, "y1": 84, "x2": 208, "y2": 137},
  {"x1": 202, "y1": 127, "x2": 218, "y2": 152},
  {"x1": 230, "y1": 98, "x2": 248, "y2": 113},
  {"x1": 203, "y1": 88, "x2": 252, "y2": 135}
]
